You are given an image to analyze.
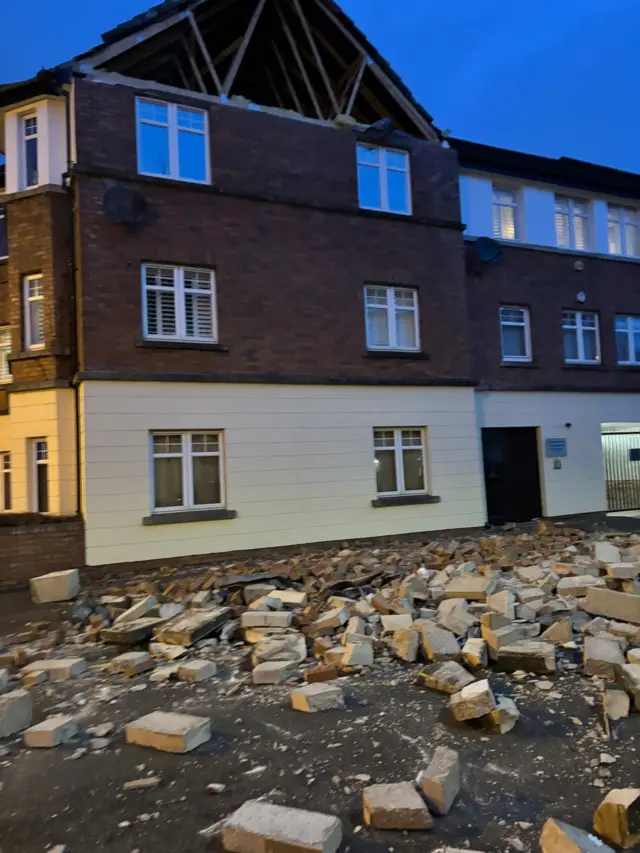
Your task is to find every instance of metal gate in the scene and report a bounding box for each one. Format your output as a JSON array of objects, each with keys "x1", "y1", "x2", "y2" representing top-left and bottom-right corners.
[{"x1": 602, "y1": 431, "x2": 640, "y2": 511}]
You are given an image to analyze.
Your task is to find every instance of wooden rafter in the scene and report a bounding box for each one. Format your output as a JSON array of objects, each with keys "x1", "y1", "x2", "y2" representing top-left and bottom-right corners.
[
  {"x1": 173, "y1": 56, "x2": 192, "y2": 90},
  {"x1": 264, "y1": 65, "x2": 285, "y2": 109},
  {"x1": 344, "y1": 55, "x2": 367, "y2": 116},
  {"x1": 213, "y1": 35, "x2": 243, "y2": 66},
  {"x1": 275, "y1": 1, "x2": 323, "y2": 119},
  {"x1": 289, "y1": 0, "x2": 339, "y2": 115},
  {"x1": 188, "y1": 10, "x2": 223, "y2": 93},
  {"x1": 222, "y1": 0, "x2": 268, "y2": 95},
  {"x1": 182, "y1": 37, "x2": 208, "y2": 93},
  {"x1": 84, "y1": 8, "x2": 189, "y2": 68},
  {"x1": 272, "y1": 41, "x2": 304, "y2": 113}
]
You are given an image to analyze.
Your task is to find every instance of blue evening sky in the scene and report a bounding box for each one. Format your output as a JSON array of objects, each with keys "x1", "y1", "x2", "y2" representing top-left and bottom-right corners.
[{"x1": 2, "y1": 0, "x2": 638, "y2": 172}]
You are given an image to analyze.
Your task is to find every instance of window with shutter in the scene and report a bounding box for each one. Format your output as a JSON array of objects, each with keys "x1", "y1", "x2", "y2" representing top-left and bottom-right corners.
[
  {"x1": 142, "y1": 265, "x2": 217, "y2": 343},
  {"x1": 555, "y1": 196, "x2": 590, "y2": 250}
]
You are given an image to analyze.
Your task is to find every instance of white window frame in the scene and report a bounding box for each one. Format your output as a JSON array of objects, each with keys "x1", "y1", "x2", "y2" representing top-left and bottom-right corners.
[
  {"x1": 373, "y1": 428, "x2": 428, "y2": 497},
  {"x1": 499, "y1": 306, "x2": 532, "y2": 363},
  {"x1": 150, "y1": 431, "x2": 225, "y2": 513},
  {"x1": 356, "y1": 144, "x2": 412, "y2": 215},
  {"x1": 20, "y1": 113, "x2": 38, "y2": 190},
  {"x1": 608, "y1": 205, "x2": 638, "y2": 257},
  {"x1": 615, "y1": 315, "x2": 640, "y2": 365},
  {"x1": 0, "y1": 328, "x2": 12, "y2": 382},
  {"x1": 1, "y1": 452, "x2": 11, "y2": 512},
  {"x1": 142, "y1": 264, "x2": 217, "y2": 343},
  {"x1": 0, "y1": 207, "x2": 7, "y2": 260},
  {"x1": 555, "y1": 195, "x2": 590, "y2": 251},
  {"x1": 30, "y1": 438, "x2": 49, "y2": 513},
  {"x1": 492, "y1": 186, "x2": 519, "y2": 240},
  {"x1": 364, "y1": 285, "x2": 420, "y2": 352},
  {"x1": 562, "y1": 310, "x2": 600, "y2": 364},
  {"x1": 23, "y1": 274, "x2": 45, "y2": 350},
  {"x1": 136, "y1": 98, "x2": 210, "y2": 185}
]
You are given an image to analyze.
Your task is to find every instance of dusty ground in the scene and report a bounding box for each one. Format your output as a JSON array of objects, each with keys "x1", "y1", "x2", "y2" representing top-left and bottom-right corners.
[{"x1": 0, "y1": 585, "x2": 638, "y2": 853}]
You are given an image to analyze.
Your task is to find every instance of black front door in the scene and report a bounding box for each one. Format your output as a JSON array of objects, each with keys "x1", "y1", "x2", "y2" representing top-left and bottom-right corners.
[{"x1": 482, "y1": 427, "x2": 543, "y2": 525}]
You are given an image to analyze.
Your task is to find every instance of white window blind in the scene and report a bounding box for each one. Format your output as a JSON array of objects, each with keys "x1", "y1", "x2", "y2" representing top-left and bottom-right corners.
[
  {"x1": 555, "y1": 196, "x2": 589, "y2": 250},
  {"x1": 0, "y1": 329, "x2": 11, "y2": 381},
  {"x1": 143, "y1": 265, "x2": 216, "y2": 343},
  {"x1": 364, "y1": 286, "x2": 419, "y2": 351},
  {"x1": 492, "y1": 188, "x2": 518, "y2": 240},
  {"x1": 608, "y1": 205, "x2": 638, "y2": 257}
]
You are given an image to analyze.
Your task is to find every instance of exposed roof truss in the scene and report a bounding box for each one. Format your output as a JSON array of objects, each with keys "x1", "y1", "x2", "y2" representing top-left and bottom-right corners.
[{"x1": 75, "y1": 0, "x2": 439, "y2": 139}]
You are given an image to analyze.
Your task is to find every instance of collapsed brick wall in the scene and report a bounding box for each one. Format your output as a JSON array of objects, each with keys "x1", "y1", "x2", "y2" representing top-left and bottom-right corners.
[{"x1": 0, "y1": 517, "x2": 85, "y2": 588}]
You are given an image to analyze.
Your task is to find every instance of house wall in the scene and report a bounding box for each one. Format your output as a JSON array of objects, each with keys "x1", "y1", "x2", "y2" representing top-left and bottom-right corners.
[
  {"x1": 80, "y1": 380, "x2": 486, "y2": 566},
  {"x1": 0, "y1": 388, "x2": 77, "y2": 513},
  {"x1": 476, "y1": 391, "x2": 640, "y2": 517}
]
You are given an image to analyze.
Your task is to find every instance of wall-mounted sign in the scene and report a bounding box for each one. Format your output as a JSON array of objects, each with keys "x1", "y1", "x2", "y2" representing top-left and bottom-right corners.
[{"x1": 545, "y1": 438, "x2": 567, "y2": 458}]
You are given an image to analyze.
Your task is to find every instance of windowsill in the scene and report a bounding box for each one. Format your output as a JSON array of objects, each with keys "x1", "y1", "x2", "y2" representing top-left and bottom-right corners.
[
  {"x1": 465, "y1": 235, "x2": 640, "y2": 265},
  {"x1": 617, "y1": 363, "x2": 640, "y2": 370},
  {"x1": 371, "y1": 494, "x2": 441, "y2": 508},
  {"x1": 13, "y1": 349, "x2": 47, "y2": 360},
  {"x1": 136, "y1": 339, "x2": 229, "y2": 352},
  {"x1": 500, "y1": 360, "x2": 539, "y2": 368},
  {"x1": 142, "y1": 508, "x2": 238, "y2": 526},
  {"x1": 562, "y1": 362, "x2": 606, "y2": 370},
  {"x1": 138, "y1": 170, "x2": 211, "y2": 187},
  {"x1": 365, "y1": 350, "x2": 430, "y2": 360},
  {"x1": 359, "y1": 205, "x2": 412, "y2": 219}
]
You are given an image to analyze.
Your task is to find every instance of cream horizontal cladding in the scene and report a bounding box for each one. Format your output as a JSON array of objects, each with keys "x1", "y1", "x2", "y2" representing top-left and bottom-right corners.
[
  {"x1": 0, "y1": 389, "x2": 77, "y2": 514},
  {"x1": 79, "y1": 382, "x2": 486, "y2": 566},
  {"x1": 476, "y1": 390, "x2": 640, "y2": 518}
]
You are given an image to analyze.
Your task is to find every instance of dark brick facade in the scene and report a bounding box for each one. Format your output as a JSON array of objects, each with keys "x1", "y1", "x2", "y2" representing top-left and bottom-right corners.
[
  {"x1": 73, "y1": 78, "x2": 471, "y2": 385},
  {"x1": 467, "y1": 243, "x2": 640, "y2": 392},
  {"x1": 0, "y1": 517, "x2": 85, "y2": 588}
]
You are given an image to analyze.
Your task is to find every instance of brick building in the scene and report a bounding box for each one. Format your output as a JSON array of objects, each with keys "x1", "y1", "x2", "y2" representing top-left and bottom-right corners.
[{"x1": 0, "y1": 0, "x2": 639, "y2": 575}]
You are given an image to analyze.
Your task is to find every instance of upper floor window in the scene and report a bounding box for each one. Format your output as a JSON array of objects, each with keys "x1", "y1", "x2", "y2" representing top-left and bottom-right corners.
[
  {"x1": 374, "y1": 428, "x2": 427, "y2": 496},
  {"x1": 0, "y1": 329, "x2": 12, "y2": 382},
  {"x1": 364, "y1": 285, "x2": 419, "y2": 352},
  {"x1": 0, "y1": 207, "x2": 7, "y2": 259},
  {"x1": 30, "y1": 438, "x2": 49, "y2": 513},
  {"x1": 23, "y1": 274, "x2": 45, "y2": 350},
  {"x1": 21, "y1": 114, "x2": 38, "y2": 189},
  {"x1": 615, "y1": 315, "x2": 640, "y2": 365},
  {"x1": 1, "y1": 452, "x2": 10, "y2": 512},
  {"x1": 492, "y1": 187, "x2": 518, "y2": 240},
  {"x1": 356, "y1": 145, "x2": 411, "y2": 215},
  {"x1": 562, "y1": 310, "x2": 600, "y2": 364},
  {"x1": 151, "y1": 431, "x2": 224, "y2": 512},
  {"x1": 608, "y1": 205, "x2": 638, "y2": 257},
  {"x1": 499, "y1": 306, "x2": 531, "y2": 362},
  {"x1": 136, "y1": 99, "x2": 209, "y2": 184},
  {"x1": 555, "y1": 196, "x2": 589, "y2": 251},
  {"x1": 143, "y1": 264, "x2": 216, "y2": 343}
]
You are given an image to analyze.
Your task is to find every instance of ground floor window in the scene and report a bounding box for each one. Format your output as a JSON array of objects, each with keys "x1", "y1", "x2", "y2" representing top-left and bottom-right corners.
[
  {"x1": 30, "y1": 438, "x2": 48, "y2": 512},
  {"x1": 1, "y1": 452, "x2": 10, "y2": 511},
  {"x1": 151, "y1": 431, "x2": 224, "y2": 512},
  {"x1": 373, "y1": 428, "x2": 427, "y2": 496}
]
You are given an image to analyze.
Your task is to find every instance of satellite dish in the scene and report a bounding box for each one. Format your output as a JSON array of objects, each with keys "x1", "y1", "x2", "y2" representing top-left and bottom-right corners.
[
  {"x1": 361, "y1": 117, "x2": 395, "y2": 141},
  {"x1": 475, "y1": 237, "x2": 503, "y2": 263},
  {"x1": 103, "y1": 185, "x2": 148, "y2": 228}
]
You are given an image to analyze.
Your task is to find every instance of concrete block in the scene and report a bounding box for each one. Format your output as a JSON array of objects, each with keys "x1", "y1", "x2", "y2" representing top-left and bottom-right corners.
[
  {"x1": 178, "y1": 660, "x2": 217, "y2": 682},
  {"x1": 610, "y1": 621, "x2": 640, "y2": 641},
  {"x1": 584, "y1": 587, "x2": 640, "y2": 625},
  {"x1": 496, "y1": 641, "x2": 556, "y2": 674},
  {"x1": 417, "y1": 661, "x2": 475, "y2": 694},
  {"x1": 159, "y1": 602, "x2": 184, "y2": 620},
  {"x1": 248, "y1": 595, "x2": 283, "y2": 611},
  {"x1": 312, "y1": 607, "x2": 350, "y2": 633},
  {"x1": 125, "y1": 711, "x2": 210, "y2": 753},
  {"x1": 0, "y1": 669, "x2": 8, "y2": 693},
  {"x1": 605, "y1": 687, "x2": 630, "y2": 720},
  {"x1": 438, "y1": 599, "x2": 478, "y2": 636},
  {"x1": 486, "y1": 590, "x2": 516, "y2": 619},
  {"x1": 243, "y1": 584, "x2": 277, "y2": 604},
  {"x1": 584, "y1": 636, "x2": 625, "y2": 680},
  {"x1": 482, "y1": 622, "x2": 527, "y2": 654},
  {"x1": 154, "y1": 607, "x2": 231, "y2": 646},
  {"x1": 30, "y1": 570, "x2": 80, "y2": 604},
  {"x1": 149, "y1": 664, "x2": 180, "y2": 682},
  {"x1": 444, "y1": 575, "x2": 497, "y2": 601},
  {"x1": 514, "y1": 565, "x2": 545, "y2": 583},
  {"x1": 593, "y1": 788, "x2": 640, "y2": 849},
  {"x1": 252, "y1": 660, "x2": 298, "y2": 684},
  {"x1": 628, "y1": 649, "x2": 640, "y2": 664},
  {"x1": 114, "y1": 595, "x2": 157, "y2": 624},
  {"x1": 619, "y1": 663, "x2": 640, "y2": 710},
  {"x1": 462, "y1": 638, "x2": 488, "y2": 669},
  {"x1": 0, "y1": 689, "x2": 33, "y2": 736},
  {"x1": 101, "y1": 617, "x2": 165, "y2": 645},
  {"x1": 341, "y1": 642, "x2": 373, "y2": 667},
  {"x1": 304, "y1": 665, "x2": 339, "y2": 683},
  {"x1": 23, "y1": 670, "x2": 48, "y2": 688},
  {"x1": 362, "y1": 782, "x2": 433, "y2": 830},
  {"x1": 380, "y1": 614, "x2": 413, "y2": 632},
  {"x1": 241, "y1": 612, "x2": 293, "y2": 629},
  {"x1": 540, "y1": 818, "x2": 615, "y2": 853},
  {"x1": 21, "y1": 658, "x2": 88, "y2": 682},
  {"x1": 417, "y1": 746, "x2": 460, "y2": 815},
  {"x1": 291, "y1": 683, "x2": 344, "y2": 712},
  {"x1": 558, "y1": 576, "x2": 605, "y2": 597},
  {"x1": 323, "y1": 647, "x2": 345, "y2": 667},
  {"x1": 111, "y1": 652, "x2": 151, "y2": 674},
  {"x1": 251, "y1": 634, "x2": 307, "y2": 666},
  {"x1": 541, "y1": 619, "x2": 573, "y2": 644},
  {"x1": 345, "y1": 615, "x2": 366, "y2": 636},
  {"x1": 268, "y1": 590, "x2": 308, "y2": 608},
  {"x1": 450, "y1": 679, "x2": 496, "y2": 721},
  {"x1": 222, "y1": 800, "x2": 342, "y2": 853},
  {"x1": 607, "y1": 563, "x2": 639, "y2": 580},
  {"x1": 23, "y1": 714, "x2": 78, "y2": 748},
  {"x1": 392, "y1": 628, "x2": 419, "y2": 662},
  {"x1": 595, "y1": 541, "x2": 621, "y2": 564},
  {"x1": 484, "y1": 695, "x2": 520, "y2": 734},
  {"x1": 422, "y1": 626, "x2": 460, "y2": 662},
  {"x1": 191, "y1": 590, "x2": 212, "y2": 609}
]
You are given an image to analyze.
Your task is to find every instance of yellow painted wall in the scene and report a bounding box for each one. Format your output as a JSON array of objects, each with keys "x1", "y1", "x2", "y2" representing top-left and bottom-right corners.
[
  {"x1": 0, "y1": 388, "x2": 77, "y2": 514},
  {"x1": 80, "y1": 381, "x2": 486, "y2": 566}
]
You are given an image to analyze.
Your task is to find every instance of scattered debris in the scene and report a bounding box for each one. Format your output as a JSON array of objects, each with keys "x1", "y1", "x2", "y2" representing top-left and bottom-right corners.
[
  {"x1": 416, "y1": 746, "x2": 460, "y2": 815},
  {"x1": 593, "y1": 788, "x2": 640, "y2": 849},
  {"x1": 30, "y1": 569, "x2": 80, "y2": 603},
  {"x1": 23, "y1": 715, "x2": 78, "y2": 748},
  {"x1": 540, "y1": 818, "x2": 615, "y2": 853},
  {"x1": 290, "y1": 683, "x2": 345, "y2": 713},
  {"x1": 222, "y1": 800, "x2": 342, "y2": 853},
  {"x1": 125, "y1": 711, "x2": 211, "y2": 753},
  {"x1": 363, "y1": 782, "x2": 433, "y2": 830}
]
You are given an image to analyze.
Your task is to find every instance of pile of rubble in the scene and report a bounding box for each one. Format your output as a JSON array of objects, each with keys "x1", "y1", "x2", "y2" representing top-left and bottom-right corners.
[{"x1": 1, "y1": 521, "x2": 640, "y2": 850}]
